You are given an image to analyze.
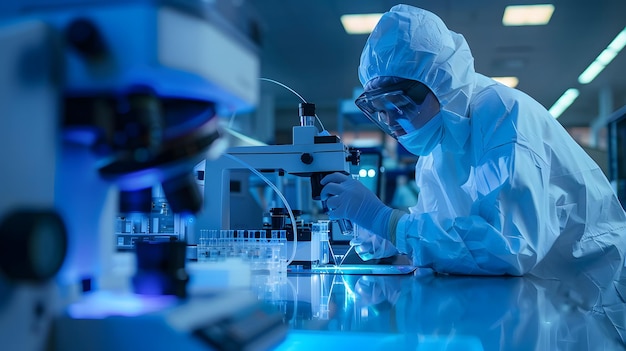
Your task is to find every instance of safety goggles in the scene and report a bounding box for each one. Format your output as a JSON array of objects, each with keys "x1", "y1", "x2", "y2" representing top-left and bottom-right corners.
[{"x1": 354, "y1": 80, "x2": 431, "y2": 138}]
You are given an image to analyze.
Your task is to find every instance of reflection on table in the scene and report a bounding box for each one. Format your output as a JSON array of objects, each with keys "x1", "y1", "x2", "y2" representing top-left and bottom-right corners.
[{"x1": 251, "y1": 270, "x2": 626, "y2": 351}]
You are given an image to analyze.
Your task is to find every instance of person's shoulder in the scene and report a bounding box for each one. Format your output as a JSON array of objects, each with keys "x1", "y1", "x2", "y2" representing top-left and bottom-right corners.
[
  {"x1": 468, "y1": 83, "x2": 550, "y2": 151},
  {"x1": 469, "y1": 85, "x2": 513, "y2": 122},
  {"x1": 471, "y1": 83, "x2": 549, "y2": 121},
  {"x1": 473, "y1": 83, "x2": 526, "y2": 105}
]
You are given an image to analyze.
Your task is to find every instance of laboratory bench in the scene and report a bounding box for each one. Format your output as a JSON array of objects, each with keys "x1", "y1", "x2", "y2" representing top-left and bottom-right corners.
[
  {"x1": 255, "y1": 268, "x2": 626, "y2": 351},
  {"x1": 52, "y1": 249, "x2": 626, "y2": 351}
]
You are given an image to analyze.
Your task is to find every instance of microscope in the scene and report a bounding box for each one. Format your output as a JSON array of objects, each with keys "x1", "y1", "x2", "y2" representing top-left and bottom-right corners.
[
  {"x1": 196, "y1": 102, "x2": 360, "y2": 268},
  {"x1": 0, "y1": 1, "x2": 286, "y2": 350}
]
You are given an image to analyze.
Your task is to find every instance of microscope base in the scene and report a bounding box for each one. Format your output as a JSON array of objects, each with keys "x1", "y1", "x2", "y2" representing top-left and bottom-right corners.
[{"x1": 53, "y1": 290, "x2": 287, "y2": 351}]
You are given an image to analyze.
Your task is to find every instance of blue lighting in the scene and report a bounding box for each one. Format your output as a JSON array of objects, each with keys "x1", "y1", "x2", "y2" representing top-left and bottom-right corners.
[
  {"x1": 67, "y1": 291, "x2": 177, "y2": 319},
  {"x1": 274, "y1": 331, "x2": 484, "y2": 351}
]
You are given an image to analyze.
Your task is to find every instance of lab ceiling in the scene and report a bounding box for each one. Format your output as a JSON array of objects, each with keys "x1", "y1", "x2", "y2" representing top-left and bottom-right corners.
[{"x1": 245, "y1": 0, "x2": 626, "y2": 135}]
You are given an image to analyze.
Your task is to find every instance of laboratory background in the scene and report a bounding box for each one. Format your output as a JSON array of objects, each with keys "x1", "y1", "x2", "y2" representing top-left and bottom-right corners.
[{"x1": 1, "y1": 0, "x2": 626, "y2": 350}]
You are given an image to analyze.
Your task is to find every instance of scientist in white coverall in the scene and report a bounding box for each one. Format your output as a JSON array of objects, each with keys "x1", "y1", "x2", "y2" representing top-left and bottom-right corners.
[{"x1": 320, "y1": 5, "x2": 626, "y2": 283}]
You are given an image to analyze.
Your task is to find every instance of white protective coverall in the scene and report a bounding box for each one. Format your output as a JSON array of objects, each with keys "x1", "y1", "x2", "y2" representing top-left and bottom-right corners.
[{"x1": 359, "y1": 5, "x2": 626, "y2": 282}]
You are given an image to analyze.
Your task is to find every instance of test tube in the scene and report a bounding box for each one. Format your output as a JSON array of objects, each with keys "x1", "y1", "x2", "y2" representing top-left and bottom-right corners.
[
  {"x1": 278, "y1": 230, "x2": 287, "y2": 272},
  {"x1": 314, "y1": 220, "x2": 330, "y2": 265},
  {"x1": 236, "y1": 230, "x2": 246, "y2": 258},
  {"x1": 226, "y1": 230, "x2": 235, "y2": 257},
  {"x1": 198, "y1": 229, "x2": 209, "y2": 262},
  {"x1": 336, "y1": 219, "x2": 354, "y2": 236},
  {"x1": 321, "y1": 198, "x2": 354, "y2": 236},
  {"x1": 262, "y1": 230, "x2": 273, "y2": 270},
  {"x1": 219, "y1": 229, "x2": 228, "y2": 260}
]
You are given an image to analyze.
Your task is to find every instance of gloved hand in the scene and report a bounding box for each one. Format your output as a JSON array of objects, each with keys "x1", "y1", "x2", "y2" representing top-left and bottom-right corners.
[
  {"x1": 351, "y1": 226, "x2": 398, "y2": 261},
  {"x1": 320, "y1": 172, "x2": 393, "y2": 237}
]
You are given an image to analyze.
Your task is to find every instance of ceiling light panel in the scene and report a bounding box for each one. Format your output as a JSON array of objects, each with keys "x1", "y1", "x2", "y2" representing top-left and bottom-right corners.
[
  {"x1": 502, "y1": 4, "x2": 555, "y2": 26},
  {"x1": 340, "y1": 13, "x2": 383, "y2": 34},
  {"x1": 491, "y1": 76, "x2": 519, "y2": 88},
  {"x1": 578, "y1": 26, "x2": 626, "y2": 84},
  {"x1": 549, "y1": 88, "x2": 579, "y2": 119}
]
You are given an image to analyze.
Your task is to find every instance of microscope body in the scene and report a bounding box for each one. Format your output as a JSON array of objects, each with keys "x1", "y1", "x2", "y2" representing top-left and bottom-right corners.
[
  {"x1": 0, "y1": 1, "x2": 283, "y2": 350},
  {"x1": 197, "y1": 123, "x2": 356, "y2": 267}
]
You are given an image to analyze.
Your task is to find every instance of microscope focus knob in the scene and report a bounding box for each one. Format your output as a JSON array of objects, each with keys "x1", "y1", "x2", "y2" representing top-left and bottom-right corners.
[
  {"x1": 300, "y1": 152, "x2": 314, "y2": 165},
  {"x1": 348, "y1": 147, "x2": 361, "y2": 166},
  {"x1": 0, "y1": 210, "x2": 68, "y2": 282},
  {"x1": 66, "y1": 18, "x2": 106, "y2": 57}
]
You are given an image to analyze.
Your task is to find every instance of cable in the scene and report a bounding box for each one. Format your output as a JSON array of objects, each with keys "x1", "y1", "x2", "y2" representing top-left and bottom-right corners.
[
  {"x1": 259, "y1": 77, "x2": 327, "y2": 132},
  {"x1": 260, "y1": 77, "x2": 307, "y2": 103},
  {"x1": 224, "y1": 153, "x2": 298, "y2": 266}
]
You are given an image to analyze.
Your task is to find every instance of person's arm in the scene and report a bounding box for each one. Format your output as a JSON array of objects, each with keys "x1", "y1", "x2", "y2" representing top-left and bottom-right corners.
[
  {"x1": 320, "y1": 172, "x2": 404, "y2": 260},
  {"x1": 396, "y1": 144, "x2": 559, "y2": 275}
]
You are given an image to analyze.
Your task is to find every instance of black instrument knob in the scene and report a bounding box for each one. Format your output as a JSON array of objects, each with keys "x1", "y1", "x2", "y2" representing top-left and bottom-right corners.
[
  {"x1": 300, "y1": 153, "x2": 314, "y2": 165},
  {"x1": 348, "y1": 147, "x2": 361, "y2": 166},
  {"x1": 0, "y1": 210, "x2": 67, "y2": 282},
  {"x1": 66, "y1": 18, "x2": 106, "y2": 57}
]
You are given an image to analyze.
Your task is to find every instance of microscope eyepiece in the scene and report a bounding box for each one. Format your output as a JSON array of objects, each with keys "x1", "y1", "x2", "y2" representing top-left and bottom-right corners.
[{"x1": 161, "y1": 173, "x2": 202, "y2": 214}]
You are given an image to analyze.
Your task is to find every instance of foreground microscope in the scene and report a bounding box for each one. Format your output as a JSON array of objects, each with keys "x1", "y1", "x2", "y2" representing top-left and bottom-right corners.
[{"x1": 0, "y1": 1, "x2": 286, "y2": 350}]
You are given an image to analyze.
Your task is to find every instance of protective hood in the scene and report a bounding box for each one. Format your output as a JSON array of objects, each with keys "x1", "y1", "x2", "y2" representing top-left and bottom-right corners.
[
  {"x1": 359, "y1": 4, "x2": 476, "y2": 118},
  {"x1": 359, "y1": 5, "x2": 476, "y2": 116}
]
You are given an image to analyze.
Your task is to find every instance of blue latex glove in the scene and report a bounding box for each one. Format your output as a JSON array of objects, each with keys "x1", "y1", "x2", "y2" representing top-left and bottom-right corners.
[
  {"x1": 320, "y1": 172, "x2": 393, "y2": 238},
  {"x1": 351, "y1": 226, "x2": 398, "y2": 261}
]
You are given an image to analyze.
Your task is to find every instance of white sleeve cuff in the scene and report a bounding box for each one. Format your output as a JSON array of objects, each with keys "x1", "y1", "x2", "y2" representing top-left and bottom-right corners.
[{"x1": 394, "y1": 213, "x2": 411, "y2": 256}]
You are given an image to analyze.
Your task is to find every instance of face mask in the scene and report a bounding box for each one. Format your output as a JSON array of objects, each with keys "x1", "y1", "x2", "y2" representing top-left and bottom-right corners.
[{"x1": 397, "y1": 112, "x2": 443, "y2": 156}]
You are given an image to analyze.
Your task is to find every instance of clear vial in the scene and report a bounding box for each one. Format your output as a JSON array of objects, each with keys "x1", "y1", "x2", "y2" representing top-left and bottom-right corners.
[
  {"x1": 198, "y1": 229, "x2": 209, "y2": 262},
  {"x1": 314, "y1": 220, "x2": 330, "y2": 265},
  {"x1": 336, "y1": 219, "x2": 354, "y2": 236}
]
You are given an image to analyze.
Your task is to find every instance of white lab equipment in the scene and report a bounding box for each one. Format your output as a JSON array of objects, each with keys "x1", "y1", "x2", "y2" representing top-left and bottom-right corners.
[
  {"x1": 195, "y1": 102, "x2": 359, "y2": 269},
  {"x1": 0, "y1": 1, "x2": 288, "y2": 350}
]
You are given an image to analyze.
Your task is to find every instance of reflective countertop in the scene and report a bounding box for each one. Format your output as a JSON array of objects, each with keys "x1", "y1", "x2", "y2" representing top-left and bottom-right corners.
[{"x1": 251, "y1": 269, "x2": 626, "y2": 351}]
